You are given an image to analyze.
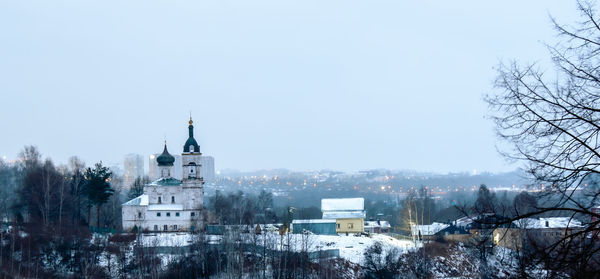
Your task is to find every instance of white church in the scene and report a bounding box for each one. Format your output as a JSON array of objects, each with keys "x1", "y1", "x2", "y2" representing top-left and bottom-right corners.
[{"x1": 122, "y1": 118, "x2": 204, "y2": 232}]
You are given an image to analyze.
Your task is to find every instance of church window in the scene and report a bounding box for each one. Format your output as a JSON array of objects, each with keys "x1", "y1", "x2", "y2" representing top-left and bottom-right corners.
[
  {"x1": 190, "y1": 146, "x2": 194, "y2": 152},
  {"x1": 171, "y1": 196, "x2": 175, "y2": 203},
  {"x1": 191, "y1": 212, "x2": 195, "y2": 217},
  {"x1": 175, "y1": 212, "x2": 180, "y2": 217},
  {"x1": 164, "y1": 225, "x2": 168, "y2": 231},
  {"x1": 158, "y1": 197, "x2": 162, "y2": 204},
  {"x1": 166, "y1": 212, "x2": 171, "y2": 217}
]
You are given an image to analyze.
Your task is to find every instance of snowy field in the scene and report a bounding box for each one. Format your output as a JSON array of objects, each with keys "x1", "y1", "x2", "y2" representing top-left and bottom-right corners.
[{"x1": 137, "y1": 232, "x2": 417, "y2": 265}]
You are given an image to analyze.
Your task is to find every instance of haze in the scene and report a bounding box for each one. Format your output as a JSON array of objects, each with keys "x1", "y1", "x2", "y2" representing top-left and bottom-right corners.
[{"x1": 0, "y1": 1, "x2": 579, "y2": 172}]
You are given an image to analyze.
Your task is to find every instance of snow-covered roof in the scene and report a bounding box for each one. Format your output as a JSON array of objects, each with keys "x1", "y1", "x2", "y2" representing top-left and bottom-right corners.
[
  {"x1": 122, "y1": 194, "x2": 148, "y2": 206},
  {"x1": 454, "y1": 216, "x2": 474, "y2": 227},
  {"x1": 323, "y1": 211, "x2": 366, "y2": 219},
  {"x1": 321, "y1": 198, "x2": 364, "y2": 211},
  {"x1": 148, "y1": 177, "x2": 182, "y2": 186},
  {"x1": 365, "y1": 221, "x2": 391, "y2": 228},
  {"x1": 292, "y1": 219, "x2": 336, "y2": 224},
  {"x1": 411, "y1": 222, "x2": 450, "y2": 236},
  {"x1": 513, "y1": 217, "x2": 582, "y2": 229},
  {"x1": 147, "y1": 204, "x2": 184, "y2": 211}
]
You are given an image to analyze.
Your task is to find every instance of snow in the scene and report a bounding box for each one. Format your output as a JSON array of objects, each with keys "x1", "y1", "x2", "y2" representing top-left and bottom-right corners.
[
  {"x1": 139, "y1": 233, "x2": 221, "y2": 247},
  {"x1": 122, "y1": 194, "x2": 148, "y2": 206},
  {"x1": 364, "y1": 220, "x2": 391, "y2": 229},
  {"x1": 147, "y1": 204, "x2": 184, "y2": 211},
  {"x1": 137, "y1": 232, "x2": 416, "y2": 265},
  {"x1": 454, "y1": 216, "x2": 474, "y2": 228},
  {"x1": 513, "y1": 217, "x2": 582, "y2": 229},
  {"x1": 411, "y1": 222, "x2": 449, "y2": 236},
  {"x1": 256, "y1": 233, "x2": 416, "y2": 265},
  {"x1": 321, "y1": 198, "x2": 364, "y2": 211},
  {"x1": 292, "y1": 219, "x2": 336, "y2": 224},
  {"x1": 323, "y1": 211, "x2": 366, "y2": 219}
]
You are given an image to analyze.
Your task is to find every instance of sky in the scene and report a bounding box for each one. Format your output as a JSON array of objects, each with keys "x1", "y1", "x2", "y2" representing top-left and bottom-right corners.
[{"x1": 0, "y1": 1, "x2": 582, "y2": 173}]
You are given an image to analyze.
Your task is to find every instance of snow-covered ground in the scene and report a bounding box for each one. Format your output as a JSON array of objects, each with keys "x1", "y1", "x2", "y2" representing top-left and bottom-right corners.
[{"x1": 137, "y1": 232, "x2": 417, "y2": 265}]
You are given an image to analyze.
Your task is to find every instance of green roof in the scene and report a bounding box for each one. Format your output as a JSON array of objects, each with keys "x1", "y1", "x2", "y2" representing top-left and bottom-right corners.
[{"x1": 148, "y1": 177, "x2": 182, "y2": 186}]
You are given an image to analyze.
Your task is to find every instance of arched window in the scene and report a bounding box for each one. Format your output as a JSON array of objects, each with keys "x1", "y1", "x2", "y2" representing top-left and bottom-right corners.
[
  {"x1": 190, "y1": 146, "x2": 194, "y2": 152},
  {"x1": 171, "y1": 196, "x2": 175, "y2": 203}
]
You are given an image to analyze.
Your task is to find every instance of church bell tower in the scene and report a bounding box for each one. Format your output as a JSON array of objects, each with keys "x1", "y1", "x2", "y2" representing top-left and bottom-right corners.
[{"x1": 181, "y1": 117, "x2": 204, "y2": 210}]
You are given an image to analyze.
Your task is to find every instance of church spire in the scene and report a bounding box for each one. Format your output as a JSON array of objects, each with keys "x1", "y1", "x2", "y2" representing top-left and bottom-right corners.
[
  {"x1": 188, "y1": 117, "x2": 194, "y2": 138},
  {"x1": 183, "y1": 117, "x2": 200, "y2": 153}
]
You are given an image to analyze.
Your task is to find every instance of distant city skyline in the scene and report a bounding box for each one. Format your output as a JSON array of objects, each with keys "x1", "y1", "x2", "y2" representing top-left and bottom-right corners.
[{"x1": 0, "y1": 1, "x2": 581, "y2": 173}]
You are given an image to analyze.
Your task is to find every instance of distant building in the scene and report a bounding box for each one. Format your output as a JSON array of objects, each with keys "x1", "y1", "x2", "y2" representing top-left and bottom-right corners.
[
  {"x1": 122, "y1": 118, "x2": 205, "y2": 232},
  {"x1": 123, "y1": 153, "x2": 144, "y2": 188},
  {"x1": 149, "y1": 153, "x2": 182, "y2": 180},
  {"x1": 494, "y1": 217, "x2": 583, "y2": 250},
  {"x1": 365, "y1": 220, "x2": 391, "y2": 234},
  {"x1": 200, "y1": 156, "x2": 215, "y2": 183},
  {"x1": 292, "y1": 219, "x2": 337, "y2": 235},
  {"x1": 321, "y1": 198, "x2": 366, "y2": 234},
  {"x1": 411, "y1": 222, "x2": 450, "y2": 240}
]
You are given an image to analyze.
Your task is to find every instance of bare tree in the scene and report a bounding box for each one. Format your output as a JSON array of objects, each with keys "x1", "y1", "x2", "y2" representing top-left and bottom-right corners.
[{"x1": 486, "y1": 1, "x2": 600, "y2": 276}]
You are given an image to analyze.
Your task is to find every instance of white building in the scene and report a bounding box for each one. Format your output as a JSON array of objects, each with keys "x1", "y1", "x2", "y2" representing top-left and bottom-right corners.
[
  {"x1": 123, "y1": 153, "x2": 144, "y2": 188},
  {"x1": 122, "y1": 118, "x2": 205, "y2": 232}
]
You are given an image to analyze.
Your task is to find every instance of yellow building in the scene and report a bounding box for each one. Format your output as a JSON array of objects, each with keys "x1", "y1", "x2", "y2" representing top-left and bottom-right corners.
[
  {"x1": 336, "y1": 218, "x2": 364, "y2": 234},
  {"x1": 321, "y1": 198, "x2": 366, "y2": 234}
]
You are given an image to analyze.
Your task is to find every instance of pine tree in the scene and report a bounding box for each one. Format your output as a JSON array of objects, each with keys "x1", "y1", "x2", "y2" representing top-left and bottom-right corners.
[{"x1": 83, "y1": 162, "x2": 114, "y2": 228}]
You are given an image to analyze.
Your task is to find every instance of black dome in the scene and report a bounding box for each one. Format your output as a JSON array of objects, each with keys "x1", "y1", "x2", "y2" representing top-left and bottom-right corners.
[{"x1": 157, "y1": 144, "x2": 175, "y2": 166}]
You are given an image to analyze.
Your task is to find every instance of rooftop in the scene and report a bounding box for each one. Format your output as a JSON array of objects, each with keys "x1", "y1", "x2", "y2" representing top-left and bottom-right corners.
[
  {"x1": 513, "y1": 217, "x2": 583, "y2": 229},
  {"x1": 292, "y1": 219, "x2": 337, "y2": 224},
  {"x1": 321, "y1": 198, "x2": 364, "y2": 211},
  {"x1": 123, "y1": 194, "x2": 149, "y2": 206},
  {"x1": 412, "y1": 222, "x2": 449, "y2": 236},
  {"x1": 365, "y1": 220, "x2": 391, "y2": 228},
  {"x1": 148, "y1": 204, "x2": 184, "y2": 211},
  {"x1": 148, "y1": 177, "x2": 182, "y2": 186},
  {"x1": 323, "y1": 211, "x2": 366, "y2": 219}
]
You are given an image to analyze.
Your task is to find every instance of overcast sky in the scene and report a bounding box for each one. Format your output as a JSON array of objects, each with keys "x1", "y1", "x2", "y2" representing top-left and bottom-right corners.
[{"x1": 0, "y1": 1, "x2": 581, "y2": 173}]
